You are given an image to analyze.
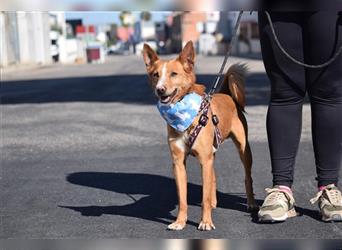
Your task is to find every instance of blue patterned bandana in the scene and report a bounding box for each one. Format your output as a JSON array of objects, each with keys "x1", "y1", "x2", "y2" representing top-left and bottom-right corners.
[{"x1": 157, "y1": 93, "x2": 203, "y2": 132}]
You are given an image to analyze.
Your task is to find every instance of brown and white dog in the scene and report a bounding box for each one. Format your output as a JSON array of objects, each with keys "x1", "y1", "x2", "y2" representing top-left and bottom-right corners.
[{"x1": 142, "y1": 41, "x2": 257, "y2": 231}]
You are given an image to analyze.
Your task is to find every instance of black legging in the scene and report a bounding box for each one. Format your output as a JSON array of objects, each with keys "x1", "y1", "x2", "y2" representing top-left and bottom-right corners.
[{"x1": 258, "y1": 11, "x2": 342, "y2": 187}]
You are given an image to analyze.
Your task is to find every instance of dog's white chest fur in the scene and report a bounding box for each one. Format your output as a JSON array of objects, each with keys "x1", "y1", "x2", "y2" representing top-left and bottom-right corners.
[
  {"x1": 168, "y1": 132, "x2": 189, "y2": 152},
  {"x1": 168, "y1": 131, "x2": 217, "y2": 153}
]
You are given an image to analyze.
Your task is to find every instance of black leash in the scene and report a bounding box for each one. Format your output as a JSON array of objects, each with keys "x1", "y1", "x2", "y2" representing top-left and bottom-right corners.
[
  {"x1": 208, "y1": 10, "x2": 342, "y2": 95},
  {"x1": 187, "y1": 11, "x2": 244, "y2": 152},
  {"x1": 188, "y1": 10, "x2": 342, "y2": 151},
  {"x1": 207, "y1": 10, "x2": 244, "y2": 98},
  {"x1": 265, "y1": 11, "x2": 342, "y2": 68}
]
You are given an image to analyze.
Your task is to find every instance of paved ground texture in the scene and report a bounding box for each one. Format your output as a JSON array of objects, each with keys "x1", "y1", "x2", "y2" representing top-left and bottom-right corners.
[{"x1": 1, "y1": 55, "x2": 342, "y2": 239}]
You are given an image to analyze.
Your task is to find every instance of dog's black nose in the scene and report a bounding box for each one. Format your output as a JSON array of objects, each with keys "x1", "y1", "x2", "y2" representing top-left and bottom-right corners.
[{"x1": 156, "y1": 86, "x2": 166, "y2": 96}]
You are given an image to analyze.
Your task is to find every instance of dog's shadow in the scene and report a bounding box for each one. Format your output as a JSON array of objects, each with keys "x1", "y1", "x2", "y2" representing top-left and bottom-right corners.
[{"x1": 60, "y1": 172, "x2": 264, "y2": 226}]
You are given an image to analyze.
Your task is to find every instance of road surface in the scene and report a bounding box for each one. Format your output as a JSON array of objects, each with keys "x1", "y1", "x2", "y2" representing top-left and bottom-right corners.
[{"x1": 1, "y1": 55, "x2": 341, "y2": 238}]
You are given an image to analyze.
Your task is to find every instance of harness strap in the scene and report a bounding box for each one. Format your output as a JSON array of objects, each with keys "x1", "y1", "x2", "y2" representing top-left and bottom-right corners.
[
  {"x1": 187, "y1": 97, "x2": 223, "y2": 153},
  {"x1": 213, "y1": 124, "x2": 223, "y2": 150},
  {"x1": 187, "y1": 99, "x2": 210, "y2": 150}
]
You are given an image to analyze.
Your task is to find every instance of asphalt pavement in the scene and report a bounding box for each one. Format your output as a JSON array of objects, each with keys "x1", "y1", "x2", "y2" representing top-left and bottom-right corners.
[{"x1": 1, "y1": 55, "x2": 342, "y2": 239}]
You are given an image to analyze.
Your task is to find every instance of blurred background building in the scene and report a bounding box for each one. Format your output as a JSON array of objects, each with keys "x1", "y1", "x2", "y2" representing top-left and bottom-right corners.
[
  {"x1": 0, "y1": 11, "x2": 260, "y2": 68},
  {"x1": 1, "y1": 11, "x2": 51, "y2": 67}
]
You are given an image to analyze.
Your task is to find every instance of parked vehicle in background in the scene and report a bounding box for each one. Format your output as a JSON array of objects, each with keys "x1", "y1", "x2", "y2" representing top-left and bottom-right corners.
[
  {"x1": 107, "y1": 41, "x2": 130, "y2": 55},
  {"x1": 50, "y1": 30, "x2": 60, "y2": 62},
  {"x1": 155, "y1": 21, "x2": 168, "y2": 54},
  {"x1": 86, "y1": 42, "x2": 105, "y2": 64}
]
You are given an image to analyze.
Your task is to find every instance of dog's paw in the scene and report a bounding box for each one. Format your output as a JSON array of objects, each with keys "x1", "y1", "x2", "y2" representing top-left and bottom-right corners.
[
  {"x1": 247, "y1": 204, "x2": 259, "y2": 213},
  {"x1": 198, "y1": 221, "x2": 216, "y2": 231},
  {"x1": 167, "y1": 221, "x2": 186, "y2": 231}
]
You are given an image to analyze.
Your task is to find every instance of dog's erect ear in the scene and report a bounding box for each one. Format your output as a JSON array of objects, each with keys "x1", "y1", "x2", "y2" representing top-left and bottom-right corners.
[
  {"x1": 178, "y1": 41, "x2": 195, "y2": 73},
  {"x1": 142, "y1": 44, "x2": 159, "y2": 70}
]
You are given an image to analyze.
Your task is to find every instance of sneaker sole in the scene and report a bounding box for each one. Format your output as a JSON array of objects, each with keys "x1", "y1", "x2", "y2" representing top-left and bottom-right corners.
[
  {"x1": 258, "y1": 208, "x2": 297, "y2": 223},
  {"x1": 258, "y1": 213, "x2": 288, "y2": 223},
  {"x1": 322, "y1": 214, "x2": 342, "y2": 222}
]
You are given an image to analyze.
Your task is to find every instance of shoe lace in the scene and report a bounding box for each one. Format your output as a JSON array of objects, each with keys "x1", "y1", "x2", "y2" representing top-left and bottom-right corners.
[
  {"x1": 265, "y1": 188, "x2": 289, "y2": 204},
  {"x1": 310, "y1": 185, "x2": 342, "y2": 206},
  {"x1": 310, "y1": 190, "x2": 323, "y2": 204}
]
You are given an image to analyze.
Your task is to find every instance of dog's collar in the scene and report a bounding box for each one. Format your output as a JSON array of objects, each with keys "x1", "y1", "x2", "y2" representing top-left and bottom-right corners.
[{"x1": 157, "y1": 92, "x2": 203, "y2": 132}]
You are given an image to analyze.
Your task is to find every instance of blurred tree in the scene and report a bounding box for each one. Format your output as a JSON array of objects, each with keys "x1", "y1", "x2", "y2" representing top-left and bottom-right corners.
[
  {"x1": 140, "y1": 11, "x2": 152, "y2": 22},
  {"x1": 106, "y1": 23, "x2": 118, "y2": 46},
  {"x1": 119, "y1": 11, "x2": 135, "y2": 27}
]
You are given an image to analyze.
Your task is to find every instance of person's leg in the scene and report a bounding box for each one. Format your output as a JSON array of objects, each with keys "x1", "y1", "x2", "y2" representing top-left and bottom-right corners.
[
  {"x1": 258, "y1": 12, "x2": 306, "y2": 188},
  {"x1": 303, "y1": 11, "x2": 342, "y2": 187}
]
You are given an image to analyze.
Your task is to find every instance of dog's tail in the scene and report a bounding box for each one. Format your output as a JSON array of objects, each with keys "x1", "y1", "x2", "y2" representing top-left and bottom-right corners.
[{"x1": 219, "y1": 63, "x2": 247, "y2": 111}]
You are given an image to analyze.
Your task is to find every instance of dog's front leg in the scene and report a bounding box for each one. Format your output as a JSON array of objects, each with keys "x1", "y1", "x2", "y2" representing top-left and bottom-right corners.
[
  {"x1": 198, "y1": 154, "x2": 216, "y2": 231},
  {"x1": 167, "y1": 136, "x2": 188, "y2": 231}
]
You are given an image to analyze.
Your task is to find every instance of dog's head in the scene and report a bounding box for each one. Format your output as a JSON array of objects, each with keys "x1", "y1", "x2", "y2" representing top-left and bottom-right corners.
[{"x1": 142, "y1": 41, "x2": 205, "y2": 104}]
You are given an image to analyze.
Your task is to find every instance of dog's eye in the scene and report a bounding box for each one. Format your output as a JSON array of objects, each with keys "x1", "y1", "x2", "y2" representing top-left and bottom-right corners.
[
  {"x1": 171, "y1": 72, "x2": 178, "y2": 77},
  {"x1": 152, "y1": 72, "x2": 159, "y2": 78}
]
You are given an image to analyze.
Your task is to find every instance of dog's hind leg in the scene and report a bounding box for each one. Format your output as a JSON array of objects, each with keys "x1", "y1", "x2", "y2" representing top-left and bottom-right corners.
[{"x1": 231, "y1": 112, "x2": 258, "y2": 212}]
